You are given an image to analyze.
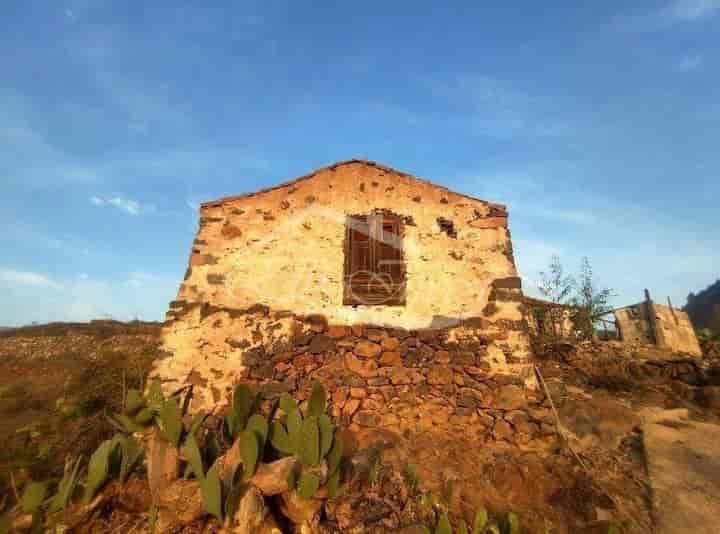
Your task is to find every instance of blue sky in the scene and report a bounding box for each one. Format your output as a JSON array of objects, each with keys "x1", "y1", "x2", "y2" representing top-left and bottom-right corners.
[{"x1": 1, "y1": 1, "x2": 719, "y2": 326}]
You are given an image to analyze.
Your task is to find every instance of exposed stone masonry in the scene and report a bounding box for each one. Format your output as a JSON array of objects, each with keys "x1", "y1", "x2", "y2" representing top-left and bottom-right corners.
[
  {"x1": 229, "y1": 314, "x2": 552, "y2": 444},
  {"x1": 151, "y1": 160, "x2": 540, "y2": 442}
]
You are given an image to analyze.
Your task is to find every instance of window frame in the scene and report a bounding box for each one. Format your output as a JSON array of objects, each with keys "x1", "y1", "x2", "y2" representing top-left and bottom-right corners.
[{"x1": 343, "y1": 211, "x2": 406, "y2": 306}]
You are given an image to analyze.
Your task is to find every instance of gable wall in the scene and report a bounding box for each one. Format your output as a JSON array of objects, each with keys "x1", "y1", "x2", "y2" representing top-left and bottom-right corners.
[
  {"x1": 615, "y1": 303, "x2": 701, "y2": 356},
  {"x1": 652, "y1": 304, "x2": 702, "y2": 356},
  {"x1": 615, "y1": 305, "x2": 654, "y2": 345},
  {"x1": 181, "y1": 162, "x2": 518, "y2": 327},
  {"x1": 152, "y1": 162, "x2": 533, "y2": 412}
]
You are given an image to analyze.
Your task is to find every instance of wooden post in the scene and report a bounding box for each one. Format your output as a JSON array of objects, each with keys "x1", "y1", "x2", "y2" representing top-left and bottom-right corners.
[
  {"x1": 667, "y1": 296, "x2": 680, "y2": 324},
  {"x1": 644, "y1": 289, "x2": 660, "y2": 346}
]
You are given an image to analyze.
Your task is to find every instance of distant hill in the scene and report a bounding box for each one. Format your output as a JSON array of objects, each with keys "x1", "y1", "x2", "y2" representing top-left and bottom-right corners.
[
  {"x1": 0, "y1": 319, "x2": 161, "y2": 338},
  {"x1": 684, "y1": 280, "x2": 720, "y2": 334}
]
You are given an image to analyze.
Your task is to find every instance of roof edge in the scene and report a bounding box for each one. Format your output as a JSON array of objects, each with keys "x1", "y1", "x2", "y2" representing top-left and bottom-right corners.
[{"x1": 200, "y1": 159, "x2": 505, "y2": 210}]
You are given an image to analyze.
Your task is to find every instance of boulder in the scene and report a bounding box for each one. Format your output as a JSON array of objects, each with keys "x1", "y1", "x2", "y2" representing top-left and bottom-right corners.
[
  {"x1": 156, "y1": 479, "x2": 205, "y2": 529},
  {"x1": 379, "y1": 351, "x2": 402, "y2": 366},
  {"x1": 355, "y1": 341, "x2": 382, "y2": 359},
  {"x1": 382, "y1": 337, "x2": 400, "y2": 350},
  {"x1": 427, "y1": 366, "x2": 453, "y2": 385},
  {"x1": 327, "y1": 325, "x2": 349, "y2": 338},
  {"x1": 345, "y1": 353, "x2": 378, "y2": 378},
  {"x1": 231, "y1": 486, "x2": 268, "y2": 534},
  {"x1": 280, "y1": 490, "x2": 323, "y2": 524},
  {"x1": 332, "y1": 387, "x2": 348, "y2": 408},
  {"x1": 343, "y1": 398, "x2": 361, "y2": 416},
  {"x1": 495, "y1": 385, "x2": 527, "y2": 410},
  {"x1": 390, "y1": 366, "x2": 412, "y2": 385},
  {"x1": 309, "y1": 334, "x2": 334, "y2": 354},
  {"x1": 365, "y1": 329, "x2": 385, "y2": 342},
  {"x1": 146, "y1": 428, "x2": 180, "y2": 499},
  {"x1": 700, "y1": 386, "x2": 720, "y2": 410},
  {"x1": 354, "y1": 411, "x2": 382, "y2": 427},
  {"x1": 493, "y1": 420, "x2": 513, "y2": 440},
  {"x1": 251, "y1": 457, "x2": 298, "y2": 496}
]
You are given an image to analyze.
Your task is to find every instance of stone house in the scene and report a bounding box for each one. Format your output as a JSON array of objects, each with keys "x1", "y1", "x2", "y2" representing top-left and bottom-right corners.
[
  {"x1": 614, "y1": 291, "x2": 701, "y2": 356},
  {"x1": 523, "y1": 296, "x2": 577, "y2": 339},
  {"x1": 151, "y1": 160, "x2": 545, "y2": 438}
]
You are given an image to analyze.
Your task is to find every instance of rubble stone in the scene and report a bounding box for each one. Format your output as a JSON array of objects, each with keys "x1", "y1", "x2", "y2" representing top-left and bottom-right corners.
[
  {"x1": 427, "y1": 366, "x2": 453, "y2": 385},
  {"x1": 495, "y1": 384, "x2": 527, "y2": 410},
  {"x1": 355, "y1": 341, "x2": 382, "y2": 359}
]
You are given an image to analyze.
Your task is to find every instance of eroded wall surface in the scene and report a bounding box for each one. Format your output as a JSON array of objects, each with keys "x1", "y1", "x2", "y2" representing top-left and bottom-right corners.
[
  {"x1": 615, "y1": 304, "x2": 654, "y2": 345},
  {"x1": 615, "y1": 303, "x2": 701, "y2": 356},
  {"x1": 224, "y1": 315, "x2": 550, "y2": 442},
  {"x1": 151, "y1": 161, "x2": 533, "y2": 412},
  {"x1": 652, "y1": 305, "x2": 702, "y2": 356},
  {"x1": 524, "y1": 298, "x2": 576, "y2": 339}
]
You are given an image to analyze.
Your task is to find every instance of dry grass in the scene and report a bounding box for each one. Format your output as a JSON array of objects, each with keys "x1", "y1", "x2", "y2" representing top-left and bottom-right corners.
[{"x1": 0, "y1": 322, "x2": 160, "y2": 505}]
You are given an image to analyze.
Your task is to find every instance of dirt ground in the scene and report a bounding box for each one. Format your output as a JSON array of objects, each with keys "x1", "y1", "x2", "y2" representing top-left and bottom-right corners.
[
  {"x1": 642, "y1": 411, "x2": 720, "y2": 534},
  {"x1": 1, "y1": 326, "x2": 719, "y2": 533},
  {"x1": 333, "y1": 342, "x2": 720, "y2": 533},
  {"x1": 0, "y1": 322, "x2": 160, "y2": 501}
]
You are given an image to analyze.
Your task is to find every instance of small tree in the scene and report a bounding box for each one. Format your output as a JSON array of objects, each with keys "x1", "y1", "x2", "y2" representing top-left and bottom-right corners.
[
  {"x1": 571, "y1": 257, "x2": 614, "y2": 339},
  {"x1": 537, "y1": 255, "x2": 575, "y2": 340}
]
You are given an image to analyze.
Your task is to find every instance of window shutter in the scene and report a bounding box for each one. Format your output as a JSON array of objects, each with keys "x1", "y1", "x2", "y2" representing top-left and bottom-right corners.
[
  {"x1": 377, "y1": 219, "x2": 403, "y2": 284},
  {"x1": 344, "y1": 213, "x2": 406, "y2": 306},
  {"x1": 348, "y1": 218, "x2": 371, "y2": 276}
]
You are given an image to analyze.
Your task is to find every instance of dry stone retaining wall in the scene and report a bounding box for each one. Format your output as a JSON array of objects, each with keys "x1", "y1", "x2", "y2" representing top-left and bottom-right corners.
[{"x1": 226, "y1": 314, "x2": 552, "y2": 444}]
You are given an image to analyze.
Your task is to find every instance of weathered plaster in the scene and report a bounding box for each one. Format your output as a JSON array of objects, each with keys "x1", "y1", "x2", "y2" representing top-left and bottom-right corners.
[
  {"x1": 615, "y1": 302, "x2": 701, "y2": 356},
  {"x1": 151, "y1": 161, "x2": 533, "y2": 412}
]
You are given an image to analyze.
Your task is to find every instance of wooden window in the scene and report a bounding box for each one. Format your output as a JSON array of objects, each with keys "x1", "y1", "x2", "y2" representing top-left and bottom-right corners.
[{"x1": 343, "y1": 213, "x2": 406, "y2": 305}]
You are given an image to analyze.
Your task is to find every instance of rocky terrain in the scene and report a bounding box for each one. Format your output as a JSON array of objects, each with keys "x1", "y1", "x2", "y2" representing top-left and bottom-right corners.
[
  {"x1": 0, "y1": 321, "x2": 160, "y2": 503},
  {"x1": 2, "y1": 323, "x2": 720, "y2": 533}
]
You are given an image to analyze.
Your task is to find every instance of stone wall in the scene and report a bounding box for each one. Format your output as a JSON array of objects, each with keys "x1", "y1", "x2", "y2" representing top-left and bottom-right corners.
[
  {"x1": 615, "y1": 304, "x2": 656, "y2": 346},
  {"x1": 615, "y1": 302, "x2": 701, "y2": 356},
  {"x1": 151, "y1": 160, "x2": 534, "y2": 413},
  {"x1": 523, "y1": 297, "x2": 576, "y2": 339},
  {"x1": 227, "y1": 314, "x2": 552, "y2": 444},
  {"x1": 176, "y1": 160, "x2": 523, "y2": 329},
  {"x1": 153, "y1": 300, "x2": 536, "y2": 415},
  {"x1": 651, "y1": 304, "x2": 701, "y2": 356}
]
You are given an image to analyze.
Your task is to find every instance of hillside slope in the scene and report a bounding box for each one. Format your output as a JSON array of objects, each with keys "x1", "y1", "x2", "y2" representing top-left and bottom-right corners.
[
  {"x1": 684, "y1": 280, "x2": 720, "y2": 334},
  {"x1": 0, "y1": 321, "x2": 160, "y2": 499}
]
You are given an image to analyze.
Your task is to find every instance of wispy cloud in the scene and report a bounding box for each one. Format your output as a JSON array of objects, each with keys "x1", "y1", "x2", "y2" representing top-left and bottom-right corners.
[
  {"x1": 0, "y1": 93, "x2": 99, "y2": 187},
  {"x1": 659, "y1": 0, "x2": 720, "y2": 23},
  {"x1": 513, "y1": 238, "x2": 566, "y2": 298},
  {"x1": 467, "y1": 160, "x2": 720, "y2": 308},
  {"x1": 617, "y1": 0, "x2": 720, "y2": 30},
  {"x1": 2, "y1": 88, "x2": 268, "y2": 194},
  {"x1": 186, "y1": 198, "x2": 201, "y2": 212},
  {"x1": 671, "y1": 54, "x2": 704, "y2": 72},
  {"x1": 0, "y1": 270, "x2": 179, "y2": 326},
  {"x1": 0, "y1": 269, "x2": 63, "y2": 290},
  {"x1": 530, "y1": 207, "x2": 598, "y2": 226},
  {"x1": 124, "y1": 271, "x2": 156, "y2": 288},
  {"x1": 423, "y1": 74, "x2": 572, "y2": 139},
  {"x1": 61, "y1": 25, "x2": 188, "y2": 137},
  {"x1": 459, "y1": 166, "x2": 599, "y2": 226},
  {"x1": 0, "y1": 220, "x2": 96, "y2": 260},
  {"x1": 89, "y1": 195, "x2": 154, "y2": 215}
]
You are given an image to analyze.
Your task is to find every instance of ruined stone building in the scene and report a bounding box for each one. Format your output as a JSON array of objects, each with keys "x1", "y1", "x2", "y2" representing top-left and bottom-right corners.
[
  {"x1": 524, "y1": 288, "x2": 702, "y2": 356},
  {"x1": 523, "y1": 296, "x2": 577, "y2": 339},
  {"x1": 151, "y1": 160, "x2": 547, "y2": 439},
  {"x1": 614, "y1": 291, "x2": 701, "y2": 356}
]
